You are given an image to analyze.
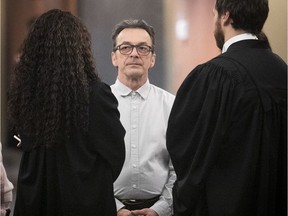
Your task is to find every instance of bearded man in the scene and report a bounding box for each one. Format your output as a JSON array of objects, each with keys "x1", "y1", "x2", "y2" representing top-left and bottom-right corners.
[{"x1": 167, "y1": 0, "x2": 287, "y2": 215}]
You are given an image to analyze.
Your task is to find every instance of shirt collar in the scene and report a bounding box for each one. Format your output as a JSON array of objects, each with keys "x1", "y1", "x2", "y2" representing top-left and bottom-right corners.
[
  {"x1": 222, "y1": 33, "x2": 258, "y2": 53},
  {"x1": 115, "y1": 79, "x2": 150, "y2": 100}
]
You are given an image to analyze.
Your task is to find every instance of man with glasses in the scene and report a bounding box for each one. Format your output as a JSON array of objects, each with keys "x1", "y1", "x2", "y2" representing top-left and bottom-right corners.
[{"x1": 110, "y1": 19, "x2": 176, "y2": 216}]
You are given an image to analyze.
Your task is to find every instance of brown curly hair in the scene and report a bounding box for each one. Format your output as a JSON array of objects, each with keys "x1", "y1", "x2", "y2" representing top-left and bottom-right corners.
[{"x1": 8, "y1": 9, "x2": 99, "y2": 147}]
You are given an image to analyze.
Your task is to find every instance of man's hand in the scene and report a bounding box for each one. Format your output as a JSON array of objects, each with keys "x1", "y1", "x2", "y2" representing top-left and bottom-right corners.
[
  {"x1": 117, "y1": 208, "x2": 133, "y2": 216},
  {"x1": 131, "y1": 208, "x2": 159, "y2": 216}
]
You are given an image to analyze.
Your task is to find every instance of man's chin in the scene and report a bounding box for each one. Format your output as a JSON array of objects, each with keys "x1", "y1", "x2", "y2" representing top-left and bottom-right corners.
[{"x1": 126, "y1": 71, "x2": 144, "y2": 80}]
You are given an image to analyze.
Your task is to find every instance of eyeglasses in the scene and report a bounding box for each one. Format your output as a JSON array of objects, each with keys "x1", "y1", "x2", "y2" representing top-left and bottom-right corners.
[{"x1": 115, "y1": 44, "x2": 153, "y2": 56}]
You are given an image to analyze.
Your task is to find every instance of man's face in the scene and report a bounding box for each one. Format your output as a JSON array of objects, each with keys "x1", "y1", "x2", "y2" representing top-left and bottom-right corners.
[
  {"x1": 111, "y1": 28, "x2": 156, "y2": 82},
  {"x1": 213, "y1": 8, "x2": 225, "y2": 50}
]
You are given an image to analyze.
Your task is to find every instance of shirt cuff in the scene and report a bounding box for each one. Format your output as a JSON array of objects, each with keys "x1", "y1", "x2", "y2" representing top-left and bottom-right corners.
[
  {"x1": 115, "y1": 197, "x2": 125, "y2": 211},
  {"x1": 151, "y1": 199, "x2": 173, "y2": 216}
]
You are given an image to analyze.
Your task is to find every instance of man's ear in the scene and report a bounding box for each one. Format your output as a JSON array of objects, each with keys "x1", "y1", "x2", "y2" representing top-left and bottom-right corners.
[
  {"x1": 222, "y1": 11, "x2": 232, "y2": 26},
  {"x1": 149, "y1": 53, "x2": 156, "y2": 69},
  {"x1": 111, "y1": 52, "x2": 118, "y2": 67}
]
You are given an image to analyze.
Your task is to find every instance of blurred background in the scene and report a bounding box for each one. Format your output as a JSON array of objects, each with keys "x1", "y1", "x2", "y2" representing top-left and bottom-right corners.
[{"x1": 0, "y1": 0, "x2": 287, "y2": 213}]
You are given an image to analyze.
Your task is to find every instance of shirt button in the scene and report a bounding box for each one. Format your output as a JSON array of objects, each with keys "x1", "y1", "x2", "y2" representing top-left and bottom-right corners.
[
  {"x1": 132, "y1": 184, "x2": 137, "y2": 188},
  {"x1": 131, "y1": 145, "x2": 136, "y2": 148},
  {"x1": 132, "y1": 125, "x2": 136, "y2": 129},
  {"x1": 133, "y1": 164, "x2": 137, "y2": 168},
  {"x1": 132, "y1": 106, "x2": 137, "y2": 110}
]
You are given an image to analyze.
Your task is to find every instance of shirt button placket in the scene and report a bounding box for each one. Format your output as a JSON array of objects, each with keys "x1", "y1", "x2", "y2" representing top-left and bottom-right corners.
[{"x1": 130, "y1": 92, "x2": 140, "y2": 189}]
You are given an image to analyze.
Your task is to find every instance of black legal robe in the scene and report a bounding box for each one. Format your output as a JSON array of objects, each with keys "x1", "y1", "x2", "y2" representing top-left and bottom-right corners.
[
  {"x1": 13, "y1": 81, "x2": 126, "y2": 216},
  {"x1": 167, "y1": 40, "x2": 287, "y2": 216}
]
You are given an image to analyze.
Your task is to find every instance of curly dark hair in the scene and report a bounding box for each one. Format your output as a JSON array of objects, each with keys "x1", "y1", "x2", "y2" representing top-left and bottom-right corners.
[
  {"x1": 7, "y1": 9, "x2": 99, "y2": 147},
  {"x1": 215, "y1": 0, "x2": 269, "y2": 35}
]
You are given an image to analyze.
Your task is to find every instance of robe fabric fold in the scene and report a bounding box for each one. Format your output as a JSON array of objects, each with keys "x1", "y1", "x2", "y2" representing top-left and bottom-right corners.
[{"x1": 167, "y1": 40, "x2": 287, "y2": 216}]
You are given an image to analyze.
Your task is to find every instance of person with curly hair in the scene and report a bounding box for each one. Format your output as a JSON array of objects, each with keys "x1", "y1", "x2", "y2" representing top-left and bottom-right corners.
[{"x1": 8, "y1": 9, "x2": 125, "y2": 216}]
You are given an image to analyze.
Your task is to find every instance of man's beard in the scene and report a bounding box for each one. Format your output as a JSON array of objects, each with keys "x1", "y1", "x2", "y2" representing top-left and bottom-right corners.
[{"x1": 214, "y1": 18, "x2": 225, "y2": 50}]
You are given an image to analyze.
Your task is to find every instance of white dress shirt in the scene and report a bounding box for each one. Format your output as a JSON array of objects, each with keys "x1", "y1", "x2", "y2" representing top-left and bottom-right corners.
[
  {"x1": 222, "y1": 33, "x2": 258, "y2": 53},
  {"x1": 111, "y1": 79, "x2": 176, "y2": 216}
]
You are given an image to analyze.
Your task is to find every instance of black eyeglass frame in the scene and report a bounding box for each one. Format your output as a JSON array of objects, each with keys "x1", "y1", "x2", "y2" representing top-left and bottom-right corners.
[{"x1": 114, "y1": 44, "x2": 153, "y2": 56}]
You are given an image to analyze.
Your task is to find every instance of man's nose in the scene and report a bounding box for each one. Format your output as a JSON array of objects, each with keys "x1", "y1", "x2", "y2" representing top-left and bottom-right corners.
[{"x1": 130, "y1": 47, "x2": 139, "y2": 56}]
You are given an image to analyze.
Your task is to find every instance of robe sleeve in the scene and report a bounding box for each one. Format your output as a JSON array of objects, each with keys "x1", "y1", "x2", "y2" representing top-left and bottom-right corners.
[
  {"x1": 166, "y1": 62, "x2": 242, "y2": 214},
  {"x1": 89, "y1": 82, "x2": 126, "y2": 181}
]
